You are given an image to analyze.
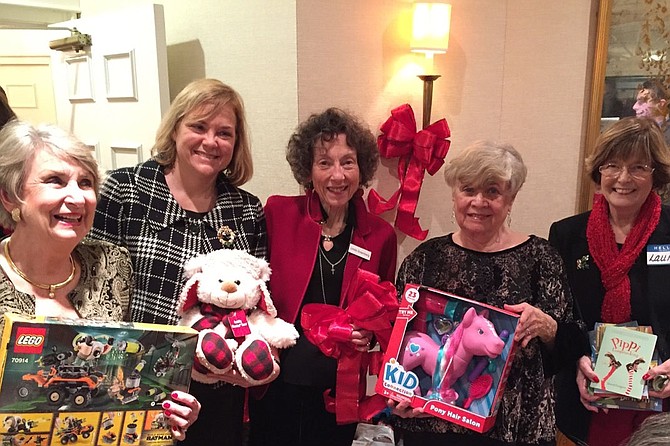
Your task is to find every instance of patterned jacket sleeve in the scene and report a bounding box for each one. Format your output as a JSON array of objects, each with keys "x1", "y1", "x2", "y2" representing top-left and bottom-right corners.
[
  {"x1": 90, "y1": 169, "x2": 132, "y2": 246},
  {"x1": 247, "y1": 197, "x2": 268, "y2": 260},
  {"x1": 108, "y1": 243, "x2": 133, "y2": 321},
  {"x1": 533, "y1": 239, "x2": 590, "y2": 375}
]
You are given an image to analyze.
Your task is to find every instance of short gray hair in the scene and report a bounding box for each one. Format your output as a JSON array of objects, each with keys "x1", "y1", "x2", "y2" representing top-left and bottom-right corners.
[
  {"x1": 444, "y1": 140, "x2": 527, "y2": 197},
  {"x1": 625, "y1": 412, "x2": 670, "y2": 446},
  {"x1": 0, "y1": 120, "x2": 100, "y2": 229}
]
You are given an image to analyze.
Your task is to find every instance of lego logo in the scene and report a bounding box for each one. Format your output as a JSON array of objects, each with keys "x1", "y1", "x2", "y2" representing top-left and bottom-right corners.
[
  {"x1": 14, "y1": 326, "x2": 47, "y2": 354},
  {"x1": 17, "y1": 334, "x2": 44, "y2": 346}
]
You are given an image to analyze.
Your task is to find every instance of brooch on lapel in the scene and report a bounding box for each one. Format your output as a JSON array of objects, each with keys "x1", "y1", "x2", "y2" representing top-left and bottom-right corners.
[
  {"x1": 576, "y1": 255, "x2": 590, "y2": 270},
  {"x1": 217, "y1": 226, "x2": 236, "y2": 248}
]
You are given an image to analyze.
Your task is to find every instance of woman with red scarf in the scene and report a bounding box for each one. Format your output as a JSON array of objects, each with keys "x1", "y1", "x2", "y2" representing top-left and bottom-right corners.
[{"x1": 550, "y1": 117, "x2": 670, "y2": 446}]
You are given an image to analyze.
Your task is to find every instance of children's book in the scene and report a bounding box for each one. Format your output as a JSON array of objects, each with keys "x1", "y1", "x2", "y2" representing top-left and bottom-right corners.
[{"x1": 590, "y1": 326, "x2": 657, "y2": 399}]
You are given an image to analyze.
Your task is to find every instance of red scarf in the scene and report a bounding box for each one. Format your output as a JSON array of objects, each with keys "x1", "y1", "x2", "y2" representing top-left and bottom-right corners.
[{"x1": 586, "y1": 192, "x2": 661, "y2": 323}]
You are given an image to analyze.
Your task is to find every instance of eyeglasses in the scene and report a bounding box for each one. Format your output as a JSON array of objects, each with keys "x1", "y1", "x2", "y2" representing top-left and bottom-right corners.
[{"x1": 598, "y1": 163, "x2": 655, "y2": 179}]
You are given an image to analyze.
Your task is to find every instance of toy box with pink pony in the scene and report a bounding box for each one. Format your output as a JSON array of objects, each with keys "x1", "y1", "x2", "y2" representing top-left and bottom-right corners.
[{"x1": 375, "y1": 284, "x2": 519, "y2": 433}]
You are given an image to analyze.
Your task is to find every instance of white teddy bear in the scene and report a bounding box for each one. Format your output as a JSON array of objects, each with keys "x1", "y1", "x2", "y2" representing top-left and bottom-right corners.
[{"x1": 177, "y1": 249, "x2": 298, "y2": 386}]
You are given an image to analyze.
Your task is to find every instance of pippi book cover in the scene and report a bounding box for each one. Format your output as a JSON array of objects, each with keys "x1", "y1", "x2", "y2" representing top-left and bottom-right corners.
[{"x1": 590, "y1": 325, "x2": 657, "y2": 400}]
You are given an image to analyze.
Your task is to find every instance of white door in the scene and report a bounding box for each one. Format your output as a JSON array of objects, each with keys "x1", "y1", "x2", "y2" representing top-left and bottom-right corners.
[{"x1": 50, "y1": 3, "x2": 169, "y2": 172}]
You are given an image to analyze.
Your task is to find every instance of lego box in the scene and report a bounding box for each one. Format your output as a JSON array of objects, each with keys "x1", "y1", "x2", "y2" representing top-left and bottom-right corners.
[
  {"x1": 376, "y1": 285, "x2": 519, "y2": 433},
  {"x1": 0, "y1": 313, "x2": 197, "y2": 446}
]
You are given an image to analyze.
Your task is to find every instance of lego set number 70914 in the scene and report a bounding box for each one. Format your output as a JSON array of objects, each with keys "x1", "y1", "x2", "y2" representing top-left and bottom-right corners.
[{"x1": 0, "y1": 313, "x2": 197, "y2": 446}]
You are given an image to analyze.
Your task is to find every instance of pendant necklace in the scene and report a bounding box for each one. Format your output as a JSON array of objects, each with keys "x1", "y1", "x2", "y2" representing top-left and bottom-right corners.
[
  {"x1": 317, "y1": 229, "x2": 352, "y2": 303},
  {"x1": 319, "y1": 245, "x2": 348, "y2": 275},
  {"x1": 321, "y1": 223, "x2": 346, "y2": 252},
  {"x1": 318, "y1": 228, "x2": 352, "y2": 274},
  {"x1": 318, "y1": 251, "x2": 348, "y2": 304},
  {"x1": 4, "y1": 240, "x2": 76, "y2": 299},
  {"x1": 322, "y1": 234, "x2": 335, "y2": 252}
]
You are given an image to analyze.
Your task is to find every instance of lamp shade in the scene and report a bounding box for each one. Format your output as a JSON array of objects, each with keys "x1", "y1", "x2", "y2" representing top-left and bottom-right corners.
[{"x1": 410, "y1": 2, "x2": 451, "y2": 55}]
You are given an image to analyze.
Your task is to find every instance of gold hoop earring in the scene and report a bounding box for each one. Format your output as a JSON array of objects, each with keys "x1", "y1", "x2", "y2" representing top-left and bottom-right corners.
[{"x1": 11, "y1": 208, "x2": 20, "y2": 223}]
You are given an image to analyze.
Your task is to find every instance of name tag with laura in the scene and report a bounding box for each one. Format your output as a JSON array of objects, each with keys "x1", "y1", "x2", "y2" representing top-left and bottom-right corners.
[
  {"x1": 646, "y1": 244, "x2": 670, "y2": 265},
  {"x1": 349, "y1": 243, "x2": 372, "y2": 261}
]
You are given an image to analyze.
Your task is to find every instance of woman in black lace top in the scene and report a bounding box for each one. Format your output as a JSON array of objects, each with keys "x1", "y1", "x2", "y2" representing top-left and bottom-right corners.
[{"x1": 392, "y1": 140, "x2": 583, "y2": 446}]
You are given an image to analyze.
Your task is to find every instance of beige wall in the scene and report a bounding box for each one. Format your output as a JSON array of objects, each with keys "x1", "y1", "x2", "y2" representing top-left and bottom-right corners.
[
  {"x1": 297, "y1": 0, "x2": 594, "y2": 261},
  {"x1": 4, "y1": 0, "x2": 596, "y2": 268}
]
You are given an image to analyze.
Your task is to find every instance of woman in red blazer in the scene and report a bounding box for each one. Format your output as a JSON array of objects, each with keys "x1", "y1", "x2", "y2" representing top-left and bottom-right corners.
[{"x1": 249, "y1": 108, "x2": 397, "y2": 446}]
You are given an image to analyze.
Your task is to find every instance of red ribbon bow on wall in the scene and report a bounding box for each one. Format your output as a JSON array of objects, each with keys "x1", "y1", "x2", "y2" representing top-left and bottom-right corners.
[
  {"x1": 301, "y1": 269, "x2": 399, "y2": 424},
  {"x1": 368, "y1": 103, "x2": 451, "y2": 240}
]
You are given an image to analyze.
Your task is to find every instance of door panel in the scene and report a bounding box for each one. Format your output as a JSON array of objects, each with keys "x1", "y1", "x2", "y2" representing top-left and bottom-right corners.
[
  {"x1": 0, "y1": 56, "x2": 57, "y2": 125},
  {"x1": 50, "y1": 3, "x2": 169, "y2": 173}
]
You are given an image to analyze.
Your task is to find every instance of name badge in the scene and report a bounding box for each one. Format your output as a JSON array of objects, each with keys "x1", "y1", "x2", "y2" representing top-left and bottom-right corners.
[
  {"x1": 646, "y1": 244, "x2": 670, "y2": 266},
  {"x1": 349, "y1": 243, "x2": 372, "y2": 261}
]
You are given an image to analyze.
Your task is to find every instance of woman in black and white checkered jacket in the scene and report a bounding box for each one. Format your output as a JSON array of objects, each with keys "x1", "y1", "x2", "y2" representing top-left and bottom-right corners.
[{"x1": 90, "y1": 79, "x2": 267, "y2": 446}]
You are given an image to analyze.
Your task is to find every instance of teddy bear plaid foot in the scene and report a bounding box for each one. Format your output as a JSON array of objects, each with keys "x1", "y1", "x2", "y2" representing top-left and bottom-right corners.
[
  {"x1": 198, "y1": 331, "x2": 234, "y2": 373},
  {"x1": 238, "y1": 339, "x2": 274, "y2": 381}
]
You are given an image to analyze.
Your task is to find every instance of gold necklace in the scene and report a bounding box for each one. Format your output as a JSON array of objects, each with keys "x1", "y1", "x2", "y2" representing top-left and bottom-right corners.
[{"x1": 4, "y1": 240, "x2": 76, "y2": 298}]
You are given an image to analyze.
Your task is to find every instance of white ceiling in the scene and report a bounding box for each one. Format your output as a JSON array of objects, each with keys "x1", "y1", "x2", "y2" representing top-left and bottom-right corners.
[{"x1": 0, "y1": 1, "x2": 79, "y2": 29}]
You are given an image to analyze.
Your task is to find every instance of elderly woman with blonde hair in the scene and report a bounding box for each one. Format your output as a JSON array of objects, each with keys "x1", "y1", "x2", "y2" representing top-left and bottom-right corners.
[{"x1": 392, "y1": 140, "x2": 581, "y2": 446}]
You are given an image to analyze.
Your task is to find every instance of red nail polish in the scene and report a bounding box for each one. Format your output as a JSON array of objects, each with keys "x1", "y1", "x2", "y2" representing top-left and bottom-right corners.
[
  {"x1": 162, "y1": 401, "x2": 171, "y2": 409},
  {"x1": 592, "y1": 376, "x2": 599, "y2": 383},
  {"x1": 164, "y1": 410, "x2": 172, "y2": 417},
  {"x1": 172, "y1": 392, "x2": 178, "y2": 399},
  {"x1": 643, "y1": 373, "x2": 651, "y2": 381}
]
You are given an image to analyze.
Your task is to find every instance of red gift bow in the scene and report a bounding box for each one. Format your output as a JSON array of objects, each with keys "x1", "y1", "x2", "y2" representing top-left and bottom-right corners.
[
  {"x1": 301, "y1": 269, "x2": 399, "y2": 424},
  {"x1": 368, "y1": 103, "x2": 451, "y2": 240}
]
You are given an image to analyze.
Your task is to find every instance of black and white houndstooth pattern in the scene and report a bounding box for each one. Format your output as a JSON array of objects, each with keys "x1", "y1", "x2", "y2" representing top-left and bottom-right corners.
[{"x1": 88, "y1": 159, "x2": 267, "y2": 326}]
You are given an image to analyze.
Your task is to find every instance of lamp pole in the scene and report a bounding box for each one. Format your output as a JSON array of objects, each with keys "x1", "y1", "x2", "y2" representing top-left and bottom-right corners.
[{"x1": 418, "y1": 74, "x2": 440, "y2": 129}]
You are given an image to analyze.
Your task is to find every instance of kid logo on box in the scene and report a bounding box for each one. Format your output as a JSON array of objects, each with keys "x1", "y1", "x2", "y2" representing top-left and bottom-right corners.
[
  {"x1": 15, "y1": 326, "x2": 46, "y2": 354},
  {"x1": 382, "y1": 358, "x2": 419, "y2": 397}
]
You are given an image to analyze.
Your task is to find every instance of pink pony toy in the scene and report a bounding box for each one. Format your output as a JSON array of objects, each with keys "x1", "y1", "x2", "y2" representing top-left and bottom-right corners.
[
  {"x1": 432, "y1": 307, "x2": 504, "y2": 403},
  {"x1": 398, "y1": 331, "x2": 441, "y2": 395}
]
